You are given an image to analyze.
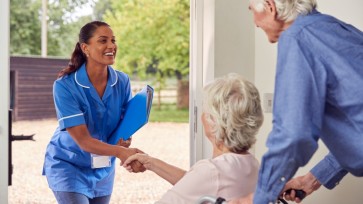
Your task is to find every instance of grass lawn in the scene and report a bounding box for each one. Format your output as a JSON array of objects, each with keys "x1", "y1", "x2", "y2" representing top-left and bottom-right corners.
[{"x1": 149, "y1": 103, "x2": 189, "y2": 123}]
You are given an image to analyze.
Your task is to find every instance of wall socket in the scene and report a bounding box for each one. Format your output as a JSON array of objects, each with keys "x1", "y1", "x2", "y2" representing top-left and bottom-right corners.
[{"x1": 263, "y1": 93, "x2": 273, "y2": 113}]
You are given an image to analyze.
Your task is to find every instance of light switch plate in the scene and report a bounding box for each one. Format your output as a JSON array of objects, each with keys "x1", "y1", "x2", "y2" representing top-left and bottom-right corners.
[{"x1": 263, "y1": 93, "x2": 273, "y2": 113}]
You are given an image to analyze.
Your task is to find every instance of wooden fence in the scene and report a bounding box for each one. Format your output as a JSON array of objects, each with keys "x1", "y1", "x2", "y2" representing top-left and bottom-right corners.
[{"x1": 10, "y1": 56, "x2": 68, "y2": 121}]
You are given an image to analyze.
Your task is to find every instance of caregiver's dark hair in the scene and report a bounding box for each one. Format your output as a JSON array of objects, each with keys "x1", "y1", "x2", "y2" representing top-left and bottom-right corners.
[{"x1": 58, "y1": 21, "x2": 110, "y2": 78}]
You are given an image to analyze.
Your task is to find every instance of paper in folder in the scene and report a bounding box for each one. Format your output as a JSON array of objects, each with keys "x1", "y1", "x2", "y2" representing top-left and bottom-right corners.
[{"x1": 108, "y1": 85, "x2": 154, "y2": 144}]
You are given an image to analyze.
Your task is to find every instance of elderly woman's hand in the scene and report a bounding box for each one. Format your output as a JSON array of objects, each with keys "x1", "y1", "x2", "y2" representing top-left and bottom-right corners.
[
  {"x1": 116, "y1": 147, "x2": 146, "y2": 173},
  {"x1": 123, "y1": 153, "x2": 153, "y2": 173},
  {"x1": 129, "y1": 160, "x2": 146, "y2": 173}
]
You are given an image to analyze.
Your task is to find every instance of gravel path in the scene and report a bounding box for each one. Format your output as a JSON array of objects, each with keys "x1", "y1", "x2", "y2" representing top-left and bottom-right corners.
[{"x1": 9, "y1": 119, "x2": 189, "y2": 204}]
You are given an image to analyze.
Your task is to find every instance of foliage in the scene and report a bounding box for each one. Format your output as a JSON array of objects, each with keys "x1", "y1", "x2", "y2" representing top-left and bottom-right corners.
[
  {"x1": 47, "y1": 16, "x2": 93, "y2": 57},
  {"x1": 106, "y1": 0, "x2": 189, "y2": 77},
  {"x1": 149, "y1": 103, "x2": 189, "y2": 123},
  {"x1": 10, "y1": 0, "x2": 42, "y2": 55},
  {"x1": 10, "y1": 0, "x2": 94, "y2": 57},
  {"x1": 92, "y1": 0, "x2": 113, "y2": 21},
  {"x1": 46, "y1": 0, "x2": 95, "y2": 56},
  {"x1": 104, "y1": 0, "x2": 189, "y2": 107}
]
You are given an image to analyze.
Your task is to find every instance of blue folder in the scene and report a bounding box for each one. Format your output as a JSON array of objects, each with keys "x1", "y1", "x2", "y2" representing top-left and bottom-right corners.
[{"x1": 108, "y1": 85, "x2": 154, "y2": 144}]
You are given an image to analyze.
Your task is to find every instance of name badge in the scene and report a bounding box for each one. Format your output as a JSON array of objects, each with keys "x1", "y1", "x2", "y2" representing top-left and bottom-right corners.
[{"x1": 91, "y1": 154, "x2": 111, "y2": 169}]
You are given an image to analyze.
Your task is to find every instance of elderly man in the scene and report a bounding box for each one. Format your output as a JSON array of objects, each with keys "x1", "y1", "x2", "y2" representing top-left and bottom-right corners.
[{"x1": 230, "y1": 0, "x2": 363, "y2": 203}]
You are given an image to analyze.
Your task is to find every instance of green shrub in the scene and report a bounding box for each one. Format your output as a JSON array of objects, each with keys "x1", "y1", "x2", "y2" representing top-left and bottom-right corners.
[{"x1": 149, "y1": 103, "x2": 189, "y2": 123}]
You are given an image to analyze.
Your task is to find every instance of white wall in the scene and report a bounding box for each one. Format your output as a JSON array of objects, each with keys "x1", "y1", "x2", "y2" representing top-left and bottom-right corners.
[
  {"x1": 0, "y1": 0, "x2": 10, "y2": 203},
  {"x1": 190, "y1": 0, "x2": 255, "y2": 163},
  {"x1": 254, "y1": 1, "x2": 363, "y2": 203},
  {"x1": 214, "y1": 0, "x2": 255, "y2": 79}
]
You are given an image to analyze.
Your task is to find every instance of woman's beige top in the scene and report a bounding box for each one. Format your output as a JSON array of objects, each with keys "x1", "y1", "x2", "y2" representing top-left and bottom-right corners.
[{"x1": 156, "y1": 152, "x2": 259, "y2": 204}]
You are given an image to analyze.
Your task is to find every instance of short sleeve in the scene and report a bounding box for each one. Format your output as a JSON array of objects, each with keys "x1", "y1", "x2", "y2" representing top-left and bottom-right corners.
[{"x1": 53, "y1": 80, "x2": 85, "y2": 130}]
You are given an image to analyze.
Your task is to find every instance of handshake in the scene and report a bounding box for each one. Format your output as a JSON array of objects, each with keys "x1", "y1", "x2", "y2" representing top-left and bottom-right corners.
[{"x1": 116, "y1": 138, "x2": 150, "y2": 173}]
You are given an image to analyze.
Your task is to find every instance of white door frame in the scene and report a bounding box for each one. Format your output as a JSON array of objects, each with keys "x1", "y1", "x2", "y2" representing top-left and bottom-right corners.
[
  {"x1": 189, "y1": 0, "x2": 206, "y2": 165},
  {"x1": 190, "y1": 0, "x2": 220, "y2": 165},
  {"x1": 0, "y1": 0, "x2": 10, "y2": 203}
]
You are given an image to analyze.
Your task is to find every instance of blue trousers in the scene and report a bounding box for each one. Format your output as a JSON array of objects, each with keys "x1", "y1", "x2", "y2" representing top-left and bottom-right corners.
[{"x1": 53, "y1": 191, "x2": 111, "y2": 204}]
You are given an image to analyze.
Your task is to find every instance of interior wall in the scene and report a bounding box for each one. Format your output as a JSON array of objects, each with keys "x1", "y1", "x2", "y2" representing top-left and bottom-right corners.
[
  {"x1": 214, "y1": 0, "x2": 255, "y2": 79},
  {"x1": 254, "y1": 1, "x2": 363, "y2": 203},
  {"x1": 190, "y1": 0, "x2": 255, "y2": 163},
  {"x1": 0, "y1": 0, "x2": 10, "y2": 203}
]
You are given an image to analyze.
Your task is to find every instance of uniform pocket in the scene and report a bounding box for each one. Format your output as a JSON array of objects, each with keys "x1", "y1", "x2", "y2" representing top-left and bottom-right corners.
[{"x1": 45, "y1": 143, "x2": 91, "y2": 168}]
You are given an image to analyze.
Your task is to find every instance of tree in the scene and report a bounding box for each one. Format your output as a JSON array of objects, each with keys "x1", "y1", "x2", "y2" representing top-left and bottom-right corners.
[
  {"x1": 10, "y1": 0, "x2": 94, "y2": 57},
  {"x1": 92, "y1": 0, "x2": 113, "y2": 21},
  {"x1": 104, "y1": 0, "x2": 190, "y2": 108},
  {"x1": 10, "y1": 0, "x2": 42, "y2": 55},
  {"x1": 46, "y1": 0, "x2": 94, "y2": 56}
]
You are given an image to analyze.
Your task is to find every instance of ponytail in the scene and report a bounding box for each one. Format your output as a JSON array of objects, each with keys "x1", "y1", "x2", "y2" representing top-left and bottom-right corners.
[
  {"x1": 58, "y1": 42, "x2": 86, "y2": 78},
  {"x1": 57, "y1": 21, "x2": 110, "y2": 78}
]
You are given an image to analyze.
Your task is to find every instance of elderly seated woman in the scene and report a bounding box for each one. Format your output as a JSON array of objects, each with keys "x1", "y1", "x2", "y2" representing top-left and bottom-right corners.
[{"x1": 123, "y1": 73, "x2": 264, "y2": 203}]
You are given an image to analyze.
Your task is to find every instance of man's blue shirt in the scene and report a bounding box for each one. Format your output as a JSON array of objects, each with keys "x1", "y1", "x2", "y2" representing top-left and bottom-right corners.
[{"x1": 254, "y1": 10, "x2": 363, "y2": 203}]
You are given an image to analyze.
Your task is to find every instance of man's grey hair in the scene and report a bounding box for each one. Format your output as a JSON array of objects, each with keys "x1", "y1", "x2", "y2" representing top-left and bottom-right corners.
[
  {"x1": 250, "y1": 0, "x2": 317, "y2": 22},
  {"x1": 202, "y1": 73, "x2": 264, "y2": 153}
]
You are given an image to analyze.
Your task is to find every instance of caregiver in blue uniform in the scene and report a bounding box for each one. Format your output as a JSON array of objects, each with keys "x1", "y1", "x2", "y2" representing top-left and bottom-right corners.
[{"x1": 42, "y1": 21, "x2": 145, "y2": 204}]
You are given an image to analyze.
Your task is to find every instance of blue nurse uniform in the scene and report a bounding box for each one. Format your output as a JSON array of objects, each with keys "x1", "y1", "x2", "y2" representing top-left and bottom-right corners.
[{"x1": 42, "y1": 63, "x2": 132, "y2": 198}]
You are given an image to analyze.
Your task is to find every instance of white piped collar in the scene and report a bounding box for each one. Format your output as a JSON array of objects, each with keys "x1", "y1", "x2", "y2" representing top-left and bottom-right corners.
[{"x1": 74, "y1": 63, "x2": 118, "y2": 88}]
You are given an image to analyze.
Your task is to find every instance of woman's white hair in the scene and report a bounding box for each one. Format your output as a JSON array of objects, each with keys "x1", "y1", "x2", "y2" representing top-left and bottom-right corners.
[
  {"x1": 202, "y1": 73, "x2": 263, "y2": 153},
  {"x1": 250, "y1": 0, "x2": 317, "y2": 22}
]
